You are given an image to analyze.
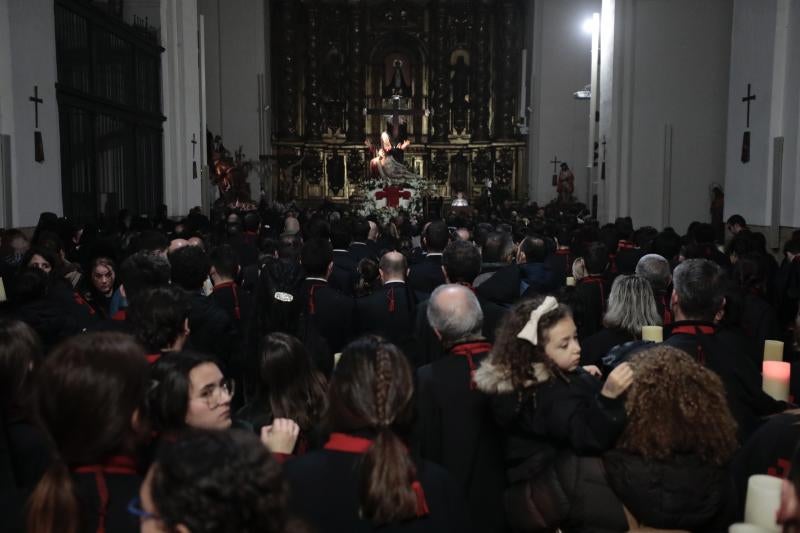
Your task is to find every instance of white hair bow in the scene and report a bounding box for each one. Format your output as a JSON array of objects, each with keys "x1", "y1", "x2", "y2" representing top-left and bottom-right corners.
[{"x1": 517, "y1": 296, "x2": 559, "y2": 346}]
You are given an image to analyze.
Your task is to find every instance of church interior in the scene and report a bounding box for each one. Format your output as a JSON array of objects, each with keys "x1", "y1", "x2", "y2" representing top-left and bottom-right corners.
[{"x1": 0, "y1": 0, "x2": 795, "y2": 242}]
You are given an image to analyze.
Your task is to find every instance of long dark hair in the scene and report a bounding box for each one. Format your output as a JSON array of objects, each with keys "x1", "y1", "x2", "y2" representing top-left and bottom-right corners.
[
  {"x1": 328, "y1": 336, "x2": 417, "y2": 525},
  {"x1": 147, "y1": 351, "x2": 220, "y2": 433},
  {"x1": 253, "y1": 333, "x2": 327, "y2": 432},
  {"x1": 0, "y1": 319, "x2": 42, "y2": 419},
  {"x1": 150, "y1": 429, "x2": 298, "y2": 533},
  {"x1": 26, "y1": 332, "x2": 149, "y2": 533}
]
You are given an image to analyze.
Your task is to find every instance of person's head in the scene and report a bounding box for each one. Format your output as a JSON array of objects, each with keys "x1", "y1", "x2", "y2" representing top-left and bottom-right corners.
[
  {"x1": 454, "y1": 227, "x2": 471, "y2": 242},
  {"x1": 283, "y1": 216, "x2": 300, "y2": 237},
  {"x1": 208, "y1": 244, "x2": 239, "y2": 283},
  {"x1": 330, "y1": 222, "x2": 352, "y2": 250},
  {"x1": 478, "y1": 296, "x2": 576, "y2": 392},
  {"x1": 137, "y1": 230, "x2": 170, "y2": 255},
  {"x1": 278, "y1": 233, "x2": 303, "y2": 261},
  {"x1": 423, "y1": 220, "x2": 449, "y2": 253},
  {"x1": 726, "y1": 214, "x2": 747, "y2": 235},
  {"x1": 119, "y1": 251, "x2": 171, "y2": 302},
  {"x1": 169, "y1": 238, "x2": 190, "y2": 255},
  {"x1": 129, "y1": 286, "x2": 191, "y2": 353},
  {"x1": 442, "y1": 240, "x2": 482, "y2": 284},
  {"x1": 618, "y1": 346, "x2": 737, "y2": 464},
  {"x1": 90, "y1": 257, "x2": 116, "y2": 297},
  {"x1": 242, "y1": 211, "x2": 261, "y2": 233},
  {"x1": 635, "y1": 254, "x2": 672, "y2": 292},
  {"x1": 672, "y1": 259, "x2": 725, "y2": 321},
  {"x1": 603, "y1": 275, "x2": 661, "y2": 337},
  {"x1": 584, "y1": 242, "x2": 608, "y2": 275},
  {"x1": 9, "y1": 267, "x2": 49, "y2": 305},
  {"x1": 148, "y1": 351, "x2": 233, "y2": 432},
  {"x1": 169, "y1": 245, "x2": 211, "y2": 291},
  {"x1": 482, "y1": 231, "x2": 515, "y2": 264},
  {"x1": 380, "y1": 131, "x2": 391, "y2": 149},
  {"x1": 0, "y1": 320, "x2": 42, "y2": 415},
  {"x1": 255, "y1": 332, "x2": 327, "y2": 432},
  {"x1": 378, "y1": 251, "x2": 407, "y2": 283},
  {"x1": 350, "y1": 217, "x2": 371, "y2": 242},
  {"x1": 516, "y1": 235, "x2": 547, "y2": 264},
  {"x1": 139, "y1": 429, "x2": 293, "y2": 533},
  {"x1": 328, "y1": 336, "x2": 420, "y2": 525},
  {"x1": 23, "y1": 246, "x2": 58, "y2": 274},
  {"x1": 27, "y1": 332, "x2": 149, "y2": 533},
  {"x1": 300, "y1": 238, "x2": 333, "y2": 278},
  {"x1": 0, "y1": 228, "x2": 30, "y2": 266},
  {"x1": 786, "y1": 238, "x2": 800, "y2": 262},
  {"x1": 427, "y1": 284, "x2": 483, "y2": 346}
]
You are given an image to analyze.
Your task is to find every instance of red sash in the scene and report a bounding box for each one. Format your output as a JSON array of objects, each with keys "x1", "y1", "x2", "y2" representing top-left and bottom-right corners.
[
  {"x1": 213, "y1": 281, "x2": 241, "y2": 320},
  {"x1": 146, "y1": 353, "x2": 161, "y2": 365},
  {"x1": 73, "y1": 455, "x2": 139, "y2": 533},
  {"x1": 668, "y1": 324, "x2": 716, "y2": 365},
  {"x1": 323, "y1": 432, "x2": 430, "y2": 517},
  {"x1": 581, "y1": 275, "x2": 607, "y2": 311},
  {"x1": 450, "y1": 341, "x2": 492, "y2": 390}
]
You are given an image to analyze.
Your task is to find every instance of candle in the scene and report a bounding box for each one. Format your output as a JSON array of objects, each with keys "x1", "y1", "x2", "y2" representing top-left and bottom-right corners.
[
  {"x1": 0, "y1": 276, "x2": 5, "y2": 303},
  {"x1": 566, "y1": 276, "x2": 576, "y2": 287},
  {"x1": 334, "y1": 352, "x2": 342, "y2": 367},
  {"x1": 729, "y1": 524, "x2": 773, "y2": 533},
  {"x1": 763, "y1": 340, "x2": 784, "y2": 362},
  {"x1": 641, "y1": 325, "x2": 663, "y2": 342},
  {"x1": 743, "y1": 474, "x2": 782, "y2": 532},
  {"x1": 762, "y1": 361, "x2": 790, "y2": 401}
]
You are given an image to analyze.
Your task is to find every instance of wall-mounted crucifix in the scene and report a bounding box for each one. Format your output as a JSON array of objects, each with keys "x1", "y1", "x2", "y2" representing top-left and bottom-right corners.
[
  {"x1": 741, "y1": 83, "x2": 756, "y2": 163},
  {"x1": 191, "y1": 134, "x2": 198, "y2": 179},
  {"x1": 29, "y1": 85, "x2": 44, "y2": 162},
  {"x1": 601, "y1": 136, "x2": 607, "y2": 181},
  {"x1": 550, "y1": 155, "x2": 560, "y2": 186}
]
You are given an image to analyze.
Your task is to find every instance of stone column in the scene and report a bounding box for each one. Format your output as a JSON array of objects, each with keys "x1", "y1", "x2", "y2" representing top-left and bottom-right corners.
[{"x1": 346, "y1": 0, "x2": 365, "y2": 142}]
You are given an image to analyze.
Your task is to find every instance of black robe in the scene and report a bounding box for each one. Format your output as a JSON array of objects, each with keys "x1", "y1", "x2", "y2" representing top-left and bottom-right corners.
[
  {"x1": 354, "y1": 281, "x2": 418, "y2": 356},
  {"x1": 414, "y1": 342, "x2": 507, "y2": 533},
  {"x1": 571, "y1": 275, "x2": 611, "y2": 340},
  {"x1": 185, "y1": 291, "x2": 237, "y2": 366},
  {"x1": 408, "y1": 254, "x2": 446, "y2": 295},
  {"x1": 295, "y1": 279, "x2": 354, "y2": 354},
  {"x1": 283, "y1": 435, "x2": 471, "y2": 533},
  {"x1": 328, "y1": 249, "x2": 359, "y2": 295}
]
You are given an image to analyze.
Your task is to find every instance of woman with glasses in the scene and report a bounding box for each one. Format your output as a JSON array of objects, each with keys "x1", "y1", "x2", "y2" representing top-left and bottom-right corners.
[
  {"x1": 147, "y1": 351, "x2": 235, "y2": 432},
  {"x1": 26, "y1": 332, "x2": 150, "y2": 533}
]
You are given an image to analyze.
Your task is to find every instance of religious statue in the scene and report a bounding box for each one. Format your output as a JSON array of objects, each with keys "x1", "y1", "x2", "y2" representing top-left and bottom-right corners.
[
  {"x1": 366, "y1": 132, "x2": 420, "y2": 182},
  {"x1": 556, "y1": 162, "x2": 575, "y2": 204},
  {"x1": 451, "y1": 191, "x2": 469, "y2": 207},
  {"x1": 450, "y1": 55, "x2": 470, "y2": 135},
  {"x1": 207, "y1": 133, "x2": 254, "y2": 210}
]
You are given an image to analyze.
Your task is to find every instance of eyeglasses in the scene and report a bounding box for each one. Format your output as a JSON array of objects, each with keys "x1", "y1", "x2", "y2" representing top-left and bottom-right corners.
[
  {"x1": 127, "y1": 496, "x2": 159, "y2": 522},
  {"x1": 194, "y1": 377, "x2": 235, "y2": 409}
]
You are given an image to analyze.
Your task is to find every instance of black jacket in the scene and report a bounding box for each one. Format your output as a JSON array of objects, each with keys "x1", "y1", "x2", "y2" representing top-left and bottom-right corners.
[
  {"x1": 354, "y1": 281, "x2": 418, "y2": 354},
  {"x1": 185, "y1": 291, "x2": 237, "y2": 366},
  {"x1": 414, "y1": 343, "x2": 507, "y2": 533},
  {"x1": 408, "y1": 254, "x2": 446, "y2": 295},
  {"x1": 295, "y1": 279, "x2": 354, "y2": 354}
]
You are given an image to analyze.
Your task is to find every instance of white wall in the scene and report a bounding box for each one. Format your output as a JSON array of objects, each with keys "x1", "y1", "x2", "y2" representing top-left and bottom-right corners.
[
  {"x1": 199, "y1": 0, "x2": 268, "y2": 196},
  {"x1": 724, "y1": 0, "x2": 800, "y2": 230},
  {"x1": 0, "y1": 0, "x2": 63, "y2": 227},
  {"x1": 599, "y1": 0, "x2": 732, "y2": 231},
  {"x1": 529, "y1": 0, "x2": 600, "y2": 206}
]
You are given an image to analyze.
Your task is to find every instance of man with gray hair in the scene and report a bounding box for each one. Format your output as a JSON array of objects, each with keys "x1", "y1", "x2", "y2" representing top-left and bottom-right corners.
[
  {"x1": 635, "y1": 253, "x2": 673, "y2": 324},
  {"x1": 415, "y1": 284, "x2": 505, "y2": 533},
  {"x1": 662, "y1": 258, "x2": 784, "y2": 440}
]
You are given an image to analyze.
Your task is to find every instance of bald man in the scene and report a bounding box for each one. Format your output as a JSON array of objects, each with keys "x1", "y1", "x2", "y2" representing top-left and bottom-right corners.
[
  {"x1": 414, "y1": 284, "x2": 506, "y2": 533},
  {"x1": 353, "y1": 251, "x2": 418, "y2": 359}
]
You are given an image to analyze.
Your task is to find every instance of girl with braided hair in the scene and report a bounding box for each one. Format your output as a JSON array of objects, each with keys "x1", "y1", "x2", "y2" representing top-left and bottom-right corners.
[{"x1": 282, "y1": 336, "x2": 469, "y2": 533}]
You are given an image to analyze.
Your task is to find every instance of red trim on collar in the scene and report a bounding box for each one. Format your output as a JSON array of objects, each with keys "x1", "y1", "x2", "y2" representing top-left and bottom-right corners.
[
  {"x1": 73, "y1": 455, "x2": 139, "y2": 533},
  {"x1": 670, "y1": 325, "x2": 715, "y2": 336},
  {"x1": 146, "y1": 353, "x2": 161, "y2": 365},
  {"x1": 450, "y1": 342, "x2": 492, "y2": 390}
]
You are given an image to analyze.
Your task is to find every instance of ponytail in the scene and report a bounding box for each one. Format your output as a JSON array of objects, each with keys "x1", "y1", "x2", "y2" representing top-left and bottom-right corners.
[
  {"x1": 359, "y1": 429, "x2": 419, "y2": 525},
  {"x1": 26, "y1": 459, "x2": 79, "y2": 533}
]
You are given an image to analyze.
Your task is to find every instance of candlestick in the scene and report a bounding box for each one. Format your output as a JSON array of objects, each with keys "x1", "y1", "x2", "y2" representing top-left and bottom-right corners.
[
  {"x1": 641, "y1": 325, "x2": 663, "y2": 342},
  {"x1": 762, "y1": 361, "x2": 790, "y2": 401},
  {"x1": 743, "y1": 474, "x2": 782, "y2": 531},
  {"x1": 763, "y1": 340, "x2": 784, "y2": 362}
]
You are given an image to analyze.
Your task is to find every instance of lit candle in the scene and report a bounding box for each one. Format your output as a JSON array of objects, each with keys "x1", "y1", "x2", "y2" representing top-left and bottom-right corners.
[
  {"x1": 641, "y1": 325, "x2": 663, "y2": 342},
  {"x1": 762, "y1": 361, "x2": 790, "y2": 402},
  {"x1": 763, "y1": 340, "x2": 784, "y2": 362},
  {"x1": 743, "y1": 474, "x2": 782, "y2": 532},
  {"x1": 566, "y1": 276, "x2": 576, "y2": 287}
]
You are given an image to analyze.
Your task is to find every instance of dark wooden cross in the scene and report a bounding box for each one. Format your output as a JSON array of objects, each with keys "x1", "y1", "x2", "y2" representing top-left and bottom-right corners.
[
  {"x1": 366, "y1": 95, "x2": 423, "y2": 139},
  {"x1": 191, "y1": 134, "x2": 197, "y2": 158},
  {"x1": 29, "y1": 86, "x2": 43, "y2": 128},
  {"x1": 550, "y1": 155, "x2": 561, "y2": 186},
  {"x1": 742, "y1": 83, "x2": 756, "y2": 128},
  {"x1": 191, "y1": 134, "x2": 198, "y2": 179}
]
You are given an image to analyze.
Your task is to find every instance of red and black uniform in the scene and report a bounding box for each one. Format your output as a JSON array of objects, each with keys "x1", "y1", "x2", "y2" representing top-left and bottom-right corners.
[
  {"x1": 71, "y1": 455, "x2": 142, "y2": 533},
  {"x1": 355, "y1": 281, "x2": 418, "y2": 358},
  {"x1": 283, "y1": 430, "x2": 470, "y2": 533},
  {"x1": 414, "y1": 340, "x2": 507, "y2": 533},
  {"x1": 572, "y1": 274, "x2": 611, "y2": 340},
  {"x1": 294, "y1": 278, "x2": 354, "y2": 355}
]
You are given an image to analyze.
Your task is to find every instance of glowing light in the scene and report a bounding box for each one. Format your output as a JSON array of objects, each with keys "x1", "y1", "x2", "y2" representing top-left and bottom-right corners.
[{"x1": 582, "y1": 17, "x2": 597, "y2": 35}]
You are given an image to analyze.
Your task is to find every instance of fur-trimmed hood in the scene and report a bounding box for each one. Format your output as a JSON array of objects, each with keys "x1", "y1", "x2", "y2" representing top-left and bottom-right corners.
[{"x1": 474, "y1": 358, "x2": 551, "y2": 394}]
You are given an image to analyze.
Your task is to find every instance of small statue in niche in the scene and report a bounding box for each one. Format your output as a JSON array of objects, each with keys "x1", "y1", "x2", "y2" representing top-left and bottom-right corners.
[{"x1": 450, "y1": 55, "x2": 470, "y2": 135}]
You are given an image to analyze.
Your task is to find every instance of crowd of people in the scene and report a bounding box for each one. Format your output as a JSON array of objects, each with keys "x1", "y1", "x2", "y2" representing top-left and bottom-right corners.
[{"x1": 3, "y1": 201, "x2": 800, "y2": 532}]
